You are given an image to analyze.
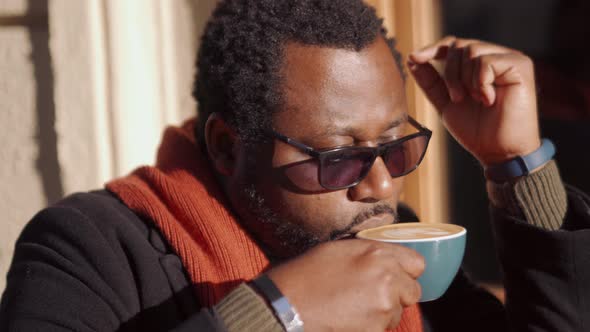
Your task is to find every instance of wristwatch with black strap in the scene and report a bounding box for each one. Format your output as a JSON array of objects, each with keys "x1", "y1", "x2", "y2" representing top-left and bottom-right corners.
[{"x1": 250, "y1": 274, "x2": 305, "y2": 332}]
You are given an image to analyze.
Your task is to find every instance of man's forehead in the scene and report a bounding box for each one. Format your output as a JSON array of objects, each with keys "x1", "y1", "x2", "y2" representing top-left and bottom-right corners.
[
  {"x1": 274, "y1": 38, "x2": 406, "y2": 136},
  {"x1": 321, "y1": 112, "x2": 408, "y2": 137},
  {"x1": 281, "y1": 38, "x2": 401, "y2": 92}
]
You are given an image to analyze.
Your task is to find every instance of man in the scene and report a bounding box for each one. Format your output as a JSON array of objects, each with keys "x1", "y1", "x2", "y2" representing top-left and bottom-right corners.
[{"x1": 1, "y1": 1, "x2": 589, "y2": 331}]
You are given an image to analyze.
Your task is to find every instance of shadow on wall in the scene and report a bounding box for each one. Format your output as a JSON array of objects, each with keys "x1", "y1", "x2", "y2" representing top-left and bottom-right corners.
[
  {"x1": 27, "y1": 0, "x2": 64, "y2": 205},
  {"x1": 13, "y1": 0, "x2": 218, "y2": 207}
]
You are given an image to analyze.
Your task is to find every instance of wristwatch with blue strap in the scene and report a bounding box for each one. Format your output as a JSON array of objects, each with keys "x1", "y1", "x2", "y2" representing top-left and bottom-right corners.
[{"x1": 484, "y1": 138, "x2": 556, "y2": 183}]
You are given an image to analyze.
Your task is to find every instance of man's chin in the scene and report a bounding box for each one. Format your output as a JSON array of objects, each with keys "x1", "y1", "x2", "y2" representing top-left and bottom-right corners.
[{"x1": 253, "y1": 222, "x2": 323, "y2": 260}]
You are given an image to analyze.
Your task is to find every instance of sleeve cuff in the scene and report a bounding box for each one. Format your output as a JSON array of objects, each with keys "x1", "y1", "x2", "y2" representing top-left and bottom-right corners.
[
  {"x1": 214, "y1": 283, "x2": 284, "y2": 332},
  {"x1": 486, "y1": 160, "x2": 567, "y2": 230}
]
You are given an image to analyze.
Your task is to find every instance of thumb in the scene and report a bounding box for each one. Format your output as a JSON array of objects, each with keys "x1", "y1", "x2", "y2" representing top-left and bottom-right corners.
[{"x1": 408, "y1": 61, "x2": 451, "y2": 112}]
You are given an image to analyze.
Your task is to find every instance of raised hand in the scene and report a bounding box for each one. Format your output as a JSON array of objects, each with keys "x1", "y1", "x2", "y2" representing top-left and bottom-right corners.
[{"x1": 408, "y1": 36, "x2": 541, "y2": 166}]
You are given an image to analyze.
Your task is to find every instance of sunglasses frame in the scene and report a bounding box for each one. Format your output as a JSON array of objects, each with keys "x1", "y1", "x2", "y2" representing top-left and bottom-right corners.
[{"x1": 268, "y1": 116, "x2": 433, "y2": 190}]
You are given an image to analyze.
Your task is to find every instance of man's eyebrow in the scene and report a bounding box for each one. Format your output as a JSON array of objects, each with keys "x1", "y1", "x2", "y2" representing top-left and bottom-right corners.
[
  {"x1": 383, "y1": 114, "x2": 408, "y2": 131},
  {"x1": 321, "y1": 113, "x2": 408, "y2": 137}
]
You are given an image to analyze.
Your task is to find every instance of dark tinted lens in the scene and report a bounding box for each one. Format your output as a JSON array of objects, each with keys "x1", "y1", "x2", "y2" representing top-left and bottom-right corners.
[
  {"x1": 321, "y1": 150, "x2": 373, "y2": 188},
  {"x1": 282, "y1": 158, "x2": 324, "y2": 192},
  {"x1": 384, "y1": 135, "x2": 428, "y2": 177}
]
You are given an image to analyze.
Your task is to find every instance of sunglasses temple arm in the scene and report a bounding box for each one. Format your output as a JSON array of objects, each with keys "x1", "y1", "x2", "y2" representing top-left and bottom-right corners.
[
  {"x1": 271, "y1": 131, "x2": 319, "y2": 156},
  {"x1": 407, "y1": 116, "x2": 430, "y2": 132},
  {"x1": 407, "y1": 116, "x2": 420, "y2": 128}
]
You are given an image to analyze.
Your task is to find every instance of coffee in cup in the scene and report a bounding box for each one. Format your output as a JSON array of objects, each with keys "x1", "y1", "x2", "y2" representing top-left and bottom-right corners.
[{"x1": 357, "y1": 222, "x2": 466, "y2": 302}]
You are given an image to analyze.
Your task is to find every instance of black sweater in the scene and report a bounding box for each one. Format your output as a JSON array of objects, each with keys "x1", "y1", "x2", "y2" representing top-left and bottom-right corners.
[{"x1": 1, "y1": 176, "x2": 590, "y2": 331}]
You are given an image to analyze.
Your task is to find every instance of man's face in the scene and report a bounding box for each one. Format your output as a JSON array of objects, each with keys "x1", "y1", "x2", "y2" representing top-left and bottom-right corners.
[{"x1": 227, "y1": 37, "x2": 409, "y2": 257}]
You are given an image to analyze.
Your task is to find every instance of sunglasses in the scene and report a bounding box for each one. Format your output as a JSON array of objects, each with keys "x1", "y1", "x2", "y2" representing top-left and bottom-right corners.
[{"x1": 268, "y1": 116, "x2": 432, "y2": 190}]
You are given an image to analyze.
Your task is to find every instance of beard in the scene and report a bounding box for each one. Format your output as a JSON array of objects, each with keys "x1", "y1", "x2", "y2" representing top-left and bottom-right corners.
[
  {"x1": 241, "y1": 183, "x2": 322, "y2": 257},
  {"x1": 239, "y1": 182, "x2": 399, "y2": 259}
]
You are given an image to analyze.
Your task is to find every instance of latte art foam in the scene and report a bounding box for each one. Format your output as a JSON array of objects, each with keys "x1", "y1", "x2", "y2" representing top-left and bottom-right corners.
[
  {"x1": 357, "y1": 222, "x2": 465, "y2": 241},
  {"x1": 381, "y1": 227, "x2": 452, "y2": 240}
]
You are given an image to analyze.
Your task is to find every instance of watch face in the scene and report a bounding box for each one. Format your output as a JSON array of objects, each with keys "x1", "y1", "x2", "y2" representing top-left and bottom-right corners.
[
  {"x1": 283, "y1": 312, "x2": 304, "y2": 332},
  {"x1": 272, "y1": 295, "x2": 302, "y2": 331}
]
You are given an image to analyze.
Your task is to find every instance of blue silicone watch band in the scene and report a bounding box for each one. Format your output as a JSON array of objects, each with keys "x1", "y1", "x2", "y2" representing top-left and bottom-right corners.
[{"x1": 484, "y1": 139, "x2": 556, "y2": 183}]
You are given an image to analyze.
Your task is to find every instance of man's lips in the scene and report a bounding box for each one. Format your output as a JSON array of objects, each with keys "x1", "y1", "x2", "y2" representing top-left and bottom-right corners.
[
  {"x1": 349, "y1": 213, "x2": 395, "y2": 233},
  {"x1": 334, "y1": 213, "x2": 395, "y2": 240}
]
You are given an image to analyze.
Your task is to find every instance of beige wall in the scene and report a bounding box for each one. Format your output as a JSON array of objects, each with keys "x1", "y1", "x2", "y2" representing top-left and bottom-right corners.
[
  {"x1": 0, "y1": 0, "x2": 52, "y2": 294},
  {"x1": 0, "y1": 0, "x2": 217, "y2": 292}
]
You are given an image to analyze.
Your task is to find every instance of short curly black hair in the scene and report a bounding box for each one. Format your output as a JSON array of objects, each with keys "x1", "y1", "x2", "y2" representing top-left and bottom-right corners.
[{"x1": 193, "y1": 0, "x2": 403, "y2": 147}]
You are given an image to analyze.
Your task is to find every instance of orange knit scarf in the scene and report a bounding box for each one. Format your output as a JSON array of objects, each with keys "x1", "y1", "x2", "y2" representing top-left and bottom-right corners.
[{"x1": 106, "y1": 119, "x2": 422, "y2": 332}]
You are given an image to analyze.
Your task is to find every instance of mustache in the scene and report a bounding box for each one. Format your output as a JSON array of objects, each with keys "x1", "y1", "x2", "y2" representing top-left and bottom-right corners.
[{"x1": 329, "y1": 203, "x2": 398, "y2": 240}]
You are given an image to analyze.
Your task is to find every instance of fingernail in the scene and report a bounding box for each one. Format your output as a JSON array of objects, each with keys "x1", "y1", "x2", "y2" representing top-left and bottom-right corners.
[{"x1": 407, "y1": 60, "x2": 417, "y2": 71}]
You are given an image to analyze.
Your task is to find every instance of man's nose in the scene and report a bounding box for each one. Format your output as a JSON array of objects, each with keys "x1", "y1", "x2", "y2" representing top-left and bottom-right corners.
[{"x1": 347, "y1": 157, "x2": 396, "y2": 202}]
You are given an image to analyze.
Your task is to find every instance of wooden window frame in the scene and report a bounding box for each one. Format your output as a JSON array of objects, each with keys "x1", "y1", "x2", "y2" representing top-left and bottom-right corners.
[{"x1": 366, "y1": 0, "x2": 448, "y2": 223}]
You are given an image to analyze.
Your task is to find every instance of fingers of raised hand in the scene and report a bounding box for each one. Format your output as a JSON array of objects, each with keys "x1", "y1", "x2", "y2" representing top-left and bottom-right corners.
[
  {"x1": 473, "y1": 52, "x2": 532, "y2": 106},
  {"x1": 461, "y1": 45, "x2": 476, "y2": 100},
  {"x1": 409, "y1": 35, "x2": 457, "y2": 63},
  {"x1": 408, "y1": 60, "x2": 450, "y2": 111},
  {"x1": 444, "y1": 41, "x2": 510, "y2": 104},
  {"x1": 410, "y1": 37, "x2": 529, "y2": 107},
  {"x1": 412, "y1": 36, "x2": 511, "y2": 64}
]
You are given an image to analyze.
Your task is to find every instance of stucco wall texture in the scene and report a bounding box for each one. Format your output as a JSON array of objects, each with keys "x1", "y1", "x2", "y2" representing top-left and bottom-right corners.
[
  {"x1": 0, "y1": 0, "x2": 216, "y2": 293},
  {"x1": 0, "y1": 0, "x2": 53, "y2": 295}
]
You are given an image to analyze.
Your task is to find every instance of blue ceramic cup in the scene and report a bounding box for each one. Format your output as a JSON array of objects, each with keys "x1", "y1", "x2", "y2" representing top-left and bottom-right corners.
[{"x1": 357, "y1": 222, "x2": 466, "y2": 302}]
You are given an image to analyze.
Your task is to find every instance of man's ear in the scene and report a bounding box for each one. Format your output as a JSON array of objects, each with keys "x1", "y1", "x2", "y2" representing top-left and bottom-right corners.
[{"x1": 204, "y1": 113, "x2": 238, "y2": 176}]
